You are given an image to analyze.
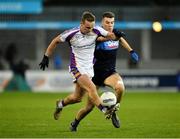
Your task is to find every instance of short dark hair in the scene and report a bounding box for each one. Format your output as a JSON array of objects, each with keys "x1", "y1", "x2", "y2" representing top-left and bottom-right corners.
[
  {"x1": 102, "y1": 11, "x2": 115, "y2": 18},
  {"x1": 81, "y1": 11, "x2": 95, "y2": 23}
]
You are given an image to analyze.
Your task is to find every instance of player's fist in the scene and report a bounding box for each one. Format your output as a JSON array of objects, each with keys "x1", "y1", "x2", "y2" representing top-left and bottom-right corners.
[
  {"x1": 113, "y1": 29, "x2": 125, "y2": 38},
  {"x1": 130, "y1": 50, "x2": 139, "y2": 63},
  {"x1": 39, "y1": 55, "x2": 49, "y2": 70}
]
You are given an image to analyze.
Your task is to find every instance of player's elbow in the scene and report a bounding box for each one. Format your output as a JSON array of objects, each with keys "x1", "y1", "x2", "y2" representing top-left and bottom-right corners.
[{"x1": 52, "y1": 38, "x2": 60, "y2": 45}]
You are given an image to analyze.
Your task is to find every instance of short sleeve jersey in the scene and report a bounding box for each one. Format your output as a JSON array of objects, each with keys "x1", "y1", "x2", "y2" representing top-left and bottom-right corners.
[{"x1": 59, "y1": 26, "x2": 108, "y2": 77}]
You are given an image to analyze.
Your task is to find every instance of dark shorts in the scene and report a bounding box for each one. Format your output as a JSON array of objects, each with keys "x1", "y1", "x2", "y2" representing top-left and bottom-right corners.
[{"x1": 92, "y1": 69, "x2": 116, "y2": 86}]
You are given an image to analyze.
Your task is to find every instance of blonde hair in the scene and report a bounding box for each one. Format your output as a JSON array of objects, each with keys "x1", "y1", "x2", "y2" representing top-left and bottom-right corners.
[{"x1": 81, "y1": 11, "x2": 95, "y2": 23}]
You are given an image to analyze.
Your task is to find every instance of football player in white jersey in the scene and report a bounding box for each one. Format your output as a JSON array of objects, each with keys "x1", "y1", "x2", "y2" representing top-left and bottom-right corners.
[{"x1": 39, "y1": 11, "x2": 117, "y2": 121}]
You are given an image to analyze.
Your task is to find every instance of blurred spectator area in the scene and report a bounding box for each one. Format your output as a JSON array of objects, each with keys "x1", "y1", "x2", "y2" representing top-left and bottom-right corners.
[
  {"x1": 0, "y1": 3, "x2": 180, "y2": 71},
  {"x1": 1, "y1": 6, "x2": 180, "y2": 21},
  {"x1": 0, "y1": 29, "x2": 179, "y2": 70}
]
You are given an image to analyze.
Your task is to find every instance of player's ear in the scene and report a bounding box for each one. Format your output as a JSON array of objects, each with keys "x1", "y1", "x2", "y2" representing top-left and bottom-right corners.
[
  {"x1": 101, "y1": 18, "x2": 104, "y2": 25},
  {"x1": 80, "y1": 21, "x2": 84, "y2": 25}
]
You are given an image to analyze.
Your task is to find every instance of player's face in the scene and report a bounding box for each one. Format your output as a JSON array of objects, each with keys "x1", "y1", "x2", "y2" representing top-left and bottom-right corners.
[
  {"x1": 80, "y1": 20, "x2": 95, "y2": 34},
  {"x1": 102, "y1": 17, "x2": 114, "y2": 32}
]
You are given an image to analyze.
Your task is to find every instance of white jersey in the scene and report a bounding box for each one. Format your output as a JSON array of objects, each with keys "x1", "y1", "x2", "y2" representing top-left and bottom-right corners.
[{"x1": 59, "y1": 26, "x2": 108, "y2": 78}]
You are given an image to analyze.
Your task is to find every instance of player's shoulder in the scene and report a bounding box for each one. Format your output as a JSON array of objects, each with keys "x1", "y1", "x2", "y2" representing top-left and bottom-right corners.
[
  {"x1": 61, "y1": 27, "x2": 80, "y2": 36},
  {"x1": 94, "y1": 25, "x2": 104, "y2": 31},
  {"x1": 93, "y1": 26, "x2": 107, "y2": 36}
]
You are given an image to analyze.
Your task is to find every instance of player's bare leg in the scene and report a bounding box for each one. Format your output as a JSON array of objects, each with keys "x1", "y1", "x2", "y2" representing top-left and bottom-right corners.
[
  {"x1": 77, "y1": 74, "x2": 105, "y2": 111},
  {"x1": 54, "y1": 74, "x2": 107, "y2": 121},
  {"x1": 70, "y1": 96, "x2": 95, "y2": 131},
  {"x1": 63, "y1": 84, "x2": 85, "y2": 105},
  {"x1": 104, "y1": 73, "x2": 125, "y2": 128},
  {"x1": 54, "y1": 83, "x2": 85, "y2": 120},
  {"x1": 104, "y1": 73, "x2": 125, "y2": 103}
]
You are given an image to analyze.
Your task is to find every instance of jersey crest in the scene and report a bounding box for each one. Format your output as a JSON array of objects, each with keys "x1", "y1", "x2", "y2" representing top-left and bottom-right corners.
[{"x1": 96, "y1": 40, "x2": 119, "y2": 50}]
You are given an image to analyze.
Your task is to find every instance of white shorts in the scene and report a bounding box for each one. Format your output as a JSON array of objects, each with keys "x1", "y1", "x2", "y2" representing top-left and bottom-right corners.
[{"x1": 69, "y1": 66, "x2": 94, "y2": 82}]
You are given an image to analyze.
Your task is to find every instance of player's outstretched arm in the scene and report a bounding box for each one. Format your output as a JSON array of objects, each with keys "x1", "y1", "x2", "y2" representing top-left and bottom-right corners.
[
  {"x1": 45, "y1": 35, "x2": 62, "y2": 57},
  {"x1": 39, "y1": 35, "x2": 62, "y2": 71},
  {"x1": 119, "y1": 37, "x2": 133, "y2": 52},
  {"x1": 120, "y1": 37, "x2": 139, "y2": 63}
]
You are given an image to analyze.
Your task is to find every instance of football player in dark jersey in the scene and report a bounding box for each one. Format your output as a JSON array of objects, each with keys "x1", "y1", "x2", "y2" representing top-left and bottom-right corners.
[{"x1": 70, "y1": 12, "x2": 139, "y2": 131}]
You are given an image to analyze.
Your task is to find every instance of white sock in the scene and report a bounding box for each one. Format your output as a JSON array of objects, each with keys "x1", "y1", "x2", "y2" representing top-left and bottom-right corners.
[
  {"x1": 58, "y1": 101, "x2": 63, "y2": 108},
  {"x1": 101, "y1": 107, "x2": 107, "y2": 113}
]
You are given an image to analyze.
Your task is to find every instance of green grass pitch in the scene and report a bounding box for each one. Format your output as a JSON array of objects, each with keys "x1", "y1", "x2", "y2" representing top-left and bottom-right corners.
[{"x1": 0, "y1": 91, "x2": 180, "y2": 138}]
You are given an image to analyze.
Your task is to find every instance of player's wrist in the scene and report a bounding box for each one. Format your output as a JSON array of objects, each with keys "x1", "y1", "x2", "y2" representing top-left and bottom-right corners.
[
  {"x1": 43, "y1": 54, "x2": 49, "y2": 63},
  {"x1": 44, "y1": 54, "x2": 49, "y2": 58},
  {"x1": 129, "y1": 50, "x2": 134, "y2": 54}
]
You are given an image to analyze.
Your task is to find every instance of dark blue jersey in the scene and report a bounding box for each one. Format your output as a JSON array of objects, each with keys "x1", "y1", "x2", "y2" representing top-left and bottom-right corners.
[
  {"x1": 94, "y1": 40, "x2": 119, "y2": 71},
  {"x1": 92, "y1": 30, "x2": 125, "y2": 86}
]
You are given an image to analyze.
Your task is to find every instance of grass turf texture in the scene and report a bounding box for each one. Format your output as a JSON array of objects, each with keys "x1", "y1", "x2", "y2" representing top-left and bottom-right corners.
[{"x1": 0, "y1": 92, "x2": 180, "y2": 138}]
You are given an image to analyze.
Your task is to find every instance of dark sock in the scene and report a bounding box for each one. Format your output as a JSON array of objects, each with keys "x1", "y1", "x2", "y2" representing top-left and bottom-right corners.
[
  {"x1": 98, "y1": 104, "x2": 104, "y2": 110},
  {"x1": 98, "y1": 104, "x2": 107, "y2": 113},
  {"x1": 72, "y1": 118, "x2": 80, "y2": 127}
]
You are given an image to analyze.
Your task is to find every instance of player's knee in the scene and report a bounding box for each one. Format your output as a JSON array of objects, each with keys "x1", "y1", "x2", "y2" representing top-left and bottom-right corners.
[{"x1": 115, "y1": 84, "x2": 125, "y2": 95}]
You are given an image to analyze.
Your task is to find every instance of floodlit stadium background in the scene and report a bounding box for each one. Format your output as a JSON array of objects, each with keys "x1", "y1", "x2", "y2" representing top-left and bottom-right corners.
[
  {"x1": 0, "y1": 0, "x2": 180, "y2": 138},
  {"x1": 0, "y1": 0, "x2": 180, "y2": 91}
]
